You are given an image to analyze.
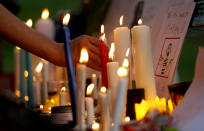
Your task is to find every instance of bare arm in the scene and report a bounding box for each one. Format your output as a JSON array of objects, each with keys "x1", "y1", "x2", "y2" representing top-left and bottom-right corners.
[{"x1": 0, "y1": 4, "x2": 102, "y2": 70}]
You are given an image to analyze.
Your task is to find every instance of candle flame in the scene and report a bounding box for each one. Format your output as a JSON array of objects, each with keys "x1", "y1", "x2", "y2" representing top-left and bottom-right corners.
[
  {"x1": 120, "y1": 16, "x2": 124, "y2": 26},
  {"x1": 86, "y1": 83, "x2": 94, "y2": 96},
  {"x1": 138, "y1": 19, "x2": 142, "y2": 25},
  {"x1": 122, "y1": 58, "x2": 129, "y2": 68},
  {"x1": 24, "y1": 96, "x2": 29, "y2": 101},
  {"x1": 24, "y1": 70, "x2": 28, "y2": 78},
  {"x1": 41, "y1": 8, "x2": 49, "y2": 20},
  {"x1": 40, "y1": 105, "x2": 44, "y2": 109},
  {"x1": 109, "y1": 42, "x2": 115, "y2": 60},
  {"x1": 117, "y1": 67, "x2": 128, "y2": 77},
  {"x1": 25, "y1": 19, "x2": 32, "y2": 27},
  {"x1": 100, "y1": 33, "x2": 106, "y2": 42},
  {"x1": 50, "y1": 99, "x2": 55, "y2": 104},
  {"x1": 35, "y1": 62, "x2": 43, "y2": 73},
  {"x1": 61, "y1": 86, "x2": 66, "y2": 92},
  {"x1": 63, "y1": 13, "x2": 71, "y2": 26},
  {"x1": 100, "y1": 86, "x2": 107, "y2": 93},
  {"x1": 92, "y1": 122, "x2": 100, "y2": 130},
  {"x1": 125, "y1": 116, "x2": 130, "y2": 122},
  {"x1": 79, "y1": 48, "x2": 89, "y2": 63},
  {"x1": 126, "y1": 48, "x2": 130, "y2": 57},
  {"x1": 16, "y1": 46, "x2": 21, "y2": 50},
  {"x1": 92, "y1": 74, "x2": 96, "y2": 78},
  {"x1": 101, "y1": 24, "x2": 104, "y2": 34}
]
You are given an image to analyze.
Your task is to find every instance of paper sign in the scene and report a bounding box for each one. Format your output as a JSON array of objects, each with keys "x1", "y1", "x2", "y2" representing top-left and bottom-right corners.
[
  {"x1": 172, "y1": 47, "x2": 204, "y2": 130},
  {"x1": 153, "y1": 2, "x2": 195, "y2": 98}
]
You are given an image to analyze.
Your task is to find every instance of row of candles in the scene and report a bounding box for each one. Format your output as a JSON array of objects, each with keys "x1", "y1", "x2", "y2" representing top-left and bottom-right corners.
[{"x1": 13, "y1": 8, "x2": 174, "y2": 130}]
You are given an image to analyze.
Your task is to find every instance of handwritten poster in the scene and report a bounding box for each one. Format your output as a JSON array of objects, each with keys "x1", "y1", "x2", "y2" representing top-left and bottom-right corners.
[{"x1": 152, "y1": 2, "x2": 195, "y2": 98}]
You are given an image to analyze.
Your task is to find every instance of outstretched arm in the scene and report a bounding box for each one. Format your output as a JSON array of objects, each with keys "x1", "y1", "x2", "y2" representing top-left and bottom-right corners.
[{"x1": 0, "y1": 4, "x2": 102, "y2": 70}]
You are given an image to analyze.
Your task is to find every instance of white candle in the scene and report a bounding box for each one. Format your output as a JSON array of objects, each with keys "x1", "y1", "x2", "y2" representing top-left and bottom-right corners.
[
  {"x1": 35, "y1": 8, "x2": 55, "y2": 39},
  {"x1": 85, "y1": 84, "x2": 95, "y2": 127},
  {"x1": 131, "y1": 19, "x2": 156, "y2": 100},
  {"x1": 42, "y1": 59, "x2": 48, "y2": 103},
  {"x1": 106, "y1": 43, "x2": 119, "y2": 117},
  {"x1": 112, "y1": 67, "x2": 128, "y2": 131},
  {"x1": 113, "y1": 16, "x2": 132, "y2": 66},
  {"x1": 60, "y1": 86, "x2": 67, "y2": 106},
  {"x1": 76, "y1": 48, "x2": 88, "y2": 130},
  {"x1": 34, "y1": 80, "x2": 41, "y2": 106},
  {"x1": 99, "y1": 87, "x2": 110, "y2": 131},
  {"x1": 91, "y1": 74, "x2": 98, "y2": 99},
  {"x1": 14, "y1": 46, "x2": 21, "y2": 95}
]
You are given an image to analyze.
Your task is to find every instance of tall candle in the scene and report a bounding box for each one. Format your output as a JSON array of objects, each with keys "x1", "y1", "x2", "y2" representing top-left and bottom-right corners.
[
  {"x1": 35, "y1": 8, "x2": 55, "y2": 39},
  {"x1": 25, "y1": 19, "x2": 34, "y2": 108},
  {"x1": 34, "y1": 62, "x2": 43, "y2": 106},
  {"x1": 62, "y1": 13, "x2": 77, "y2": 125},
  {"x1": 106, "y1": 42, "x2": 119, "y2": 117},
  {"x1": 112, "y1": 67, "x2": 128, "y2": 131},
  {"x1": 85, "y1": 84, "x2": 95, "y2": 127},
  {"x1": 99, "y1": 87, "x2": 110, "y2": 131},
  {"x1": 113, "y1": 16, "x2": 132, "y2": 89},
  {"x1": 60, "y1": 86, "x2": 67, "y2": 106},
  {"x1": 42, "y1": 59, "x2": 49, "y2": 103},
  {"x1": 14, "y1": 46, "x2": 21, "y2": 94},
  {"x1": 113, "y1": 16, "x2": 132, "y2": 66},
  {"x1": 99, "y1": 25, "x2": 109, "y2": 88},
  {"x1": 131, "y1": 19, "x2": 156, "y2": 100},
  {"x1": 76, "y1": 48, "x2": 88, "y2": 130}
]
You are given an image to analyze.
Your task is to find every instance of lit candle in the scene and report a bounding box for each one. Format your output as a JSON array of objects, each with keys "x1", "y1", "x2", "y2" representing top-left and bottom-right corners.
[
  {"x1": 35, "y1": 8, "x2": 55, "y2": 39},
  {"x1": 14, "y1": 46, "x2": 21, "y2": 96},
  {"x1": 106, "y1": 42, "x2": 119, "y2": 117},
  {"x1": 131, "y1": 19, "x2": 157, "y2": 100},
  {"x1": 25, "y1": 19, "x2": 34, "y2": 109},
  {"x1": 112, "y1": 67, "x2": 128, "y2": 131},
  {"x1": 91, "y1": 74, "x2": 98, "y2": 99},
  {"x1": 99, "y1": 25, "x2": 109, "y2": 88},
  {"x1": 99, "y1": 87, "x2": 110, "y2": 131},
  {"x1": 124, "y1": 116, "x2": 130, "y2": 123},
  {"x1": 85, "y1": 84, "x2": 95, "y2": 127},
  {"x1": 113, "y1": 16, "x2": 132, "y2": 67},
  {"x1": 34, "y1": 62, "x2": 43, "y2": 106},
  {"x1": 76, "y1": 48, "x2": 88, "y2": 130},
  {"x1": 62, "y1": 13, "x2": 77, "y2": 125},
  {"x1": 60, "y1": 86, "x2": 67, "y2": 106}
]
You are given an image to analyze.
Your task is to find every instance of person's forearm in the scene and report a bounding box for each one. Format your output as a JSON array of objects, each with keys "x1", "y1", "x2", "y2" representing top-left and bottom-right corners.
[{"x1": 0, "y1": 4, "x2": 65, "y2": 66}]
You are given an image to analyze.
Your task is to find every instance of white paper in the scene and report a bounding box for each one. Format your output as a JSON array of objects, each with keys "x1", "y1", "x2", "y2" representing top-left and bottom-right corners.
[
  {"x1": 172, "y1": 47, "x2": 204, "y2": 130},
  {"x1": 153, "y1": 2, "x2": 195, "y2": 98}
]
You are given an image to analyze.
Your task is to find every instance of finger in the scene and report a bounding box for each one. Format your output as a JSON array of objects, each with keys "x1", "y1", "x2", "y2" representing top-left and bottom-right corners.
[
  {"x1": 87, "y1": 59, "x2": 102, "y2": 71},
  {"x1": 87, "y1": 42, "x2": 101, "y2": 57},
  {"x1": 88, "y1": 50, "x2": 101, "y2": 66},
  {"x1": 83, "y1": 35, "x2": 102, "y2": 46}
]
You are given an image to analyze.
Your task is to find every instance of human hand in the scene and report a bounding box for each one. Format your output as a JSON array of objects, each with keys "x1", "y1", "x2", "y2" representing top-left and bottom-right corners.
[{"x1": 70, "y1": 35, "x2": 103, "y2": 71}]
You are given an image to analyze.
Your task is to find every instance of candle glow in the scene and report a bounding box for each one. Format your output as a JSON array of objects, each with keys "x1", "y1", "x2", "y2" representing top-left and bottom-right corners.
[
  {"x1": 125, "y1": 116, "x2": 130, "y2": 122},
  {"x1": 79, "y1": 48, "x2": 89, "y2": 64},
  {"x1": 35, "y1": 62, "x2": 43, "y2": 73},
  {"x1": 100, "y1": 86, "x2": 107, "y2": 94},
  {"x1": 61, "y1": 86, "x2": 66, "y2": 92},
  {"x1": 25, "y1": 19, "x2": 33, "y2": 27},
  {"x1": 138, "y1": 18, "x2": 142, "y2": 25},
  {"x1": 41, "y1": 8, "x2": 49, "y2": 20},
  {"x1": 15, "y1": 90, "x2": 20, "y2": 97},
  {"x1": 92, "y1": 122, "x2": 100, "y2": 130},
  {"x1": 40, "y1": 105, "x2": 44, "y2": 109},
  {"x1": 109, "y1": 42, "x2": 115, "y2": 61},
  {"x1": 86, "y1": 84, "x2": 94, "y2": 96},
  {"x1": 92, "y1": 74, "x2": 96, "y2": 78},
  {"x1": 16, "y1": 46, "x2": 21, "y2": 50},
  {"x1": 63, "y1": 13, "x2": 71, "y2": 26},
  {"x1": 24, "y1": 96, "x2": 29, "y2": 101},
  {"x1": 117, "y1": 67, "x2": 128, "y2": 77},
  {"x1": 120, "y1": 16, "x2": 124, "y2": 26}
]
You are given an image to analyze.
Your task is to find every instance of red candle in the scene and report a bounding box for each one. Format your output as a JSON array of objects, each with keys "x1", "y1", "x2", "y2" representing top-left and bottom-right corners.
[{"x1": 99, "y1": 43, "x2": 109, "y2": 88}]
